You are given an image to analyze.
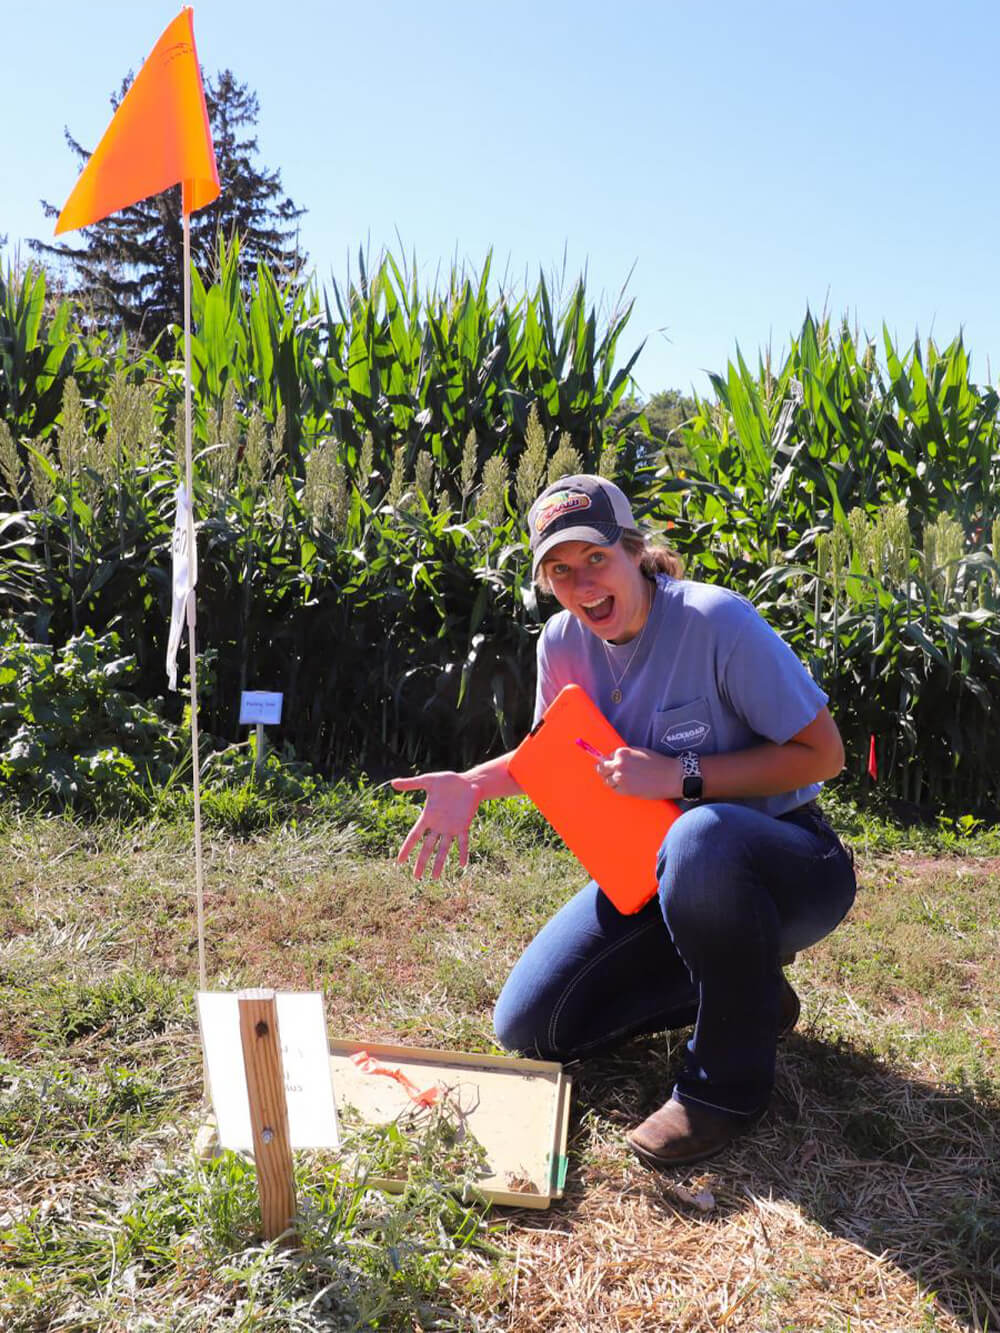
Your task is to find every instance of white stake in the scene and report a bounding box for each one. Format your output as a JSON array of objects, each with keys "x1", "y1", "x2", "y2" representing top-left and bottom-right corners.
[{"x1": 183, "y1": 207, "x2": 207, "y2": 992}]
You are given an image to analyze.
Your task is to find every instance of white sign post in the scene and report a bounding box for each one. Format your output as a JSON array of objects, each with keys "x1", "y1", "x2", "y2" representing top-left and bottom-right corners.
[
  {"x1": 238, "y1": 691, "x2": 283, "y2": 775},
  {"x1": 197, "y1": 989, "x2": 340, "y2": 1241}
]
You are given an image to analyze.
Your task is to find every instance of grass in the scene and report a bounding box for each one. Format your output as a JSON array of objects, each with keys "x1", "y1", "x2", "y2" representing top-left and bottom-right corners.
[{"x1": 0, "y1": 791, "x2": 998, "y2": 1331}]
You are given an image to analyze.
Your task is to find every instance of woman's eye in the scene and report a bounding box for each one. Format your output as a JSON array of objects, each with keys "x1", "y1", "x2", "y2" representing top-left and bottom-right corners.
[
  {"x1": 588, "y1": 552, "x2": 605, "y2": 565},
  {"x1": 551, "y1": 565, "x2": 569, "y2": 577}
]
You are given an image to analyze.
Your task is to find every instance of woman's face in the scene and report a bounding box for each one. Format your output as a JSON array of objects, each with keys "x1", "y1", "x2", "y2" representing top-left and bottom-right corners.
[{"x1": 541, "y1": 539, "x2": 649, "y2": 642}]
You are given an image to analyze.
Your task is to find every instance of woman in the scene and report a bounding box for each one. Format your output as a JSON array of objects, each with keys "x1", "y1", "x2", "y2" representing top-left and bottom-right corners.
[{"x1": 393, "y1": 474, "x2": 856, "y2": 1166}]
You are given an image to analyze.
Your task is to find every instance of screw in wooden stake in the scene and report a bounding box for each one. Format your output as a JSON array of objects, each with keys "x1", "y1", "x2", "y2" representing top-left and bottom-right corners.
[{"x1": 238, "y1": 988, "x2": 296, "y2": 1242}]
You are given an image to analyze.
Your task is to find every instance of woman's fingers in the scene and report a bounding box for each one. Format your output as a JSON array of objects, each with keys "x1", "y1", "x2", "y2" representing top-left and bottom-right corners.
[
  {"x1": 400, "y1": 827, "x2": 468, "y2": 878},
  {"x1": 416, "y1": 828, "x2": 459, "y2": 880},
  {"x1": 431, "y1": 834, "x2": 452, "y2": 880},
  {"x1": 393, "y1": 771, "x2": 478, "y2": 877},
  {"x1": 413, "y1": 829, "x2": 438, "y2": 879},
  {"x1": 397, "y1": 817, "x2": 428, "y2": 865}
]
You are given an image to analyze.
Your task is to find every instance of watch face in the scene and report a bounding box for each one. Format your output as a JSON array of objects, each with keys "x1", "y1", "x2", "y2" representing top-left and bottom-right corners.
[{"x1": 682, "y1": 774, "x2": 703, "y2": 800}]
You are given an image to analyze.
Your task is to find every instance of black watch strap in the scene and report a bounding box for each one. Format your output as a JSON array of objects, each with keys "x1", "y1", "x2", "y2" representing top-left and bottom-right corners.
[{"x1": 680, "y1": 750, "x2": 704, "y2": 801}]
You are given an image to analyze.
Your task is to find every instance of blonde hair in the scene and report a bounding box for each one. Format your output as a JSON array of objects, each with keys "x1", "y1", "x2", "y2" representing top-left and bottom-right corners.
[{"x1": 535, "y1": 527, "x2": 683, "y2": 594}]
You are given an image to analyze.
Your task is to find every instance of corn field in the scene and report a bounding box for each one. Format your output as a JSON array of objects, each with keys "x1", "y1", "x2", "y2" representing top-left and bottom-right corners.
[
  {"x1": 0, "y1": 246, "x2": 640, "y2": 775},
  {"x1": 660, "y1": 314, "x2": 1000, "y2": 812},
  {"x1": 1, "y1": 254, "x2": 998, "y2": 814}
]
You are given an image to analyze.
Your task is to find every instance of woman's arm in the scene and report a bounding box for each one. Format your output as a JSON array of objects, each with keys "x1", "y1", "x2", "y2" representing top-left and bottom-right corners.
[
  {"x1": 391, "y1": 752, "x2": 522, "y2": 879},
  {"x1": 596, "y1": 707, "x2": 845, "y2": 801}
]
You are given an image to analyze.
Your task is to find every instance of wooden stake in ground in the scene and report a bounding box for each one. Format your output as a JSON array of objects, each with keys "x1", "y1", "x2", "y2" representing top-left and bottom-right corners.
[{"x1": 237, "y1": 988, "x2": 297, "y2": 1242}]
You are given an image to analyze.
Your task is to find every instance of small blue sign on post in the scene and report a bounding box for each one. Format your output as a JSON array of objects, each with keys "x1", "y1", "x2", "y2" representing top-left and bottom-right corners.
[
  {"x1": 240, "y1": 692, "x2": 283, "y2": 771},
  {"x1": 239, "y1": 691, "x2": 283, "y2": 726}
]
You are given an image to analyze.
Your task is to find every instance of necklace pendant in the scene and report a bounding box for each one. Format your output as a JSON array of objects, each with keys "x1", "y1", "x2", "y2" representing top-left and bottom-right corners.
[{"x1": 611, "y1": 688, "x2": 623, "y2": 704}]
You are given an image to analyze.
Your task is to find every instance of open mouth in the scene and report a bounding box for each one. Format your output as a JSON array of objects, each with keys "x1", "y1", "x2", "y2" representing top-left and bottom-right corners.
[{"x1": 581, "y1": 595, "x2": 614, "y2": 624}]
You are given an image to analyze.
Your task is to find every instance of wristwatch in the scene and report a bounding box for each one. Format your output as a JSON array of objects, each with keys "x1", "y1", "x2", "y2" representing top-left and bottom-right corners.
[{"x1": 679, "y1": 750, "x2": 704, "y2": 802}]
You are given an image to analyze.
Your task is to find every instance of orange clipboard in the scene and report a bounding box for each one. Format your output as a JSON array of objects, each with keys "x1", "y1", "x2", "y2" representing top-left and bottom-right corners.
[{"x1": 508, "y1": 684, "x2": 682, "y2": 914}]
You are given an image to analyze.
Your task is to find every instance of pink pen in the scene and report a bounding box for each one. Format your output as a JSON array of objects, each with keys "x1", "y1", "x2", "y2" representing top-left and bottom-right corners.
[{"x1": 575, "y1": 736, "x2": 609, "y2": 761}]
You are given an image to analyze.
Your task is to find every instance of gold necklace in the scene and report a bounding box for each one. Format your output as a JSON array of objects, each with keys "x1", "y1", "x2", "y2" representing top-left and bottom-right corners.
[{"x1": 602, "y1": 581, "x2": 654, "y2": 704}]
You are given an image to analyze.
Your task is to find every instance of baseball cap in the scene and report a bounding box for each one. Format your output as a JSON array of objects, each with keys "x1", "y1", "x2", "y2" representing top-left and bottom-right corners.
[{"x1": 527, "y1": 474, "x2": 636, "y2": 578}]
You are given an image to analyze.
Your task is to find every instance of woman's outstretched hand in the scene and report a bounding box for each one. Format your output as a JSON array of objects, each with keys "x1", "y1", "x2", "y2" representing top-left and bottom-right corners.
[{"x1": 391, "y1": 771, "x2": 483, "y2": 879}]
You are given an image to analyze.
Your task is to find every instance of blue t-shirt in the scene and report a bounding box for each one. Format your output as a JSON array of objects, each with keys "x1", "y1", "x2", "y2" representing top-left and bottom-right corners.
[{"x1": 533, "y1": 575, "x2": 828, "y2": 817}]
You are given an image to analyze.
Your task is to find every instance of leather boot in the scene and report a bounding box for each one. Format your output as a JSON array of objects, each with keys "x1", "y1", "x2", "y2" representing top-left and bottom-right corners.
[{"x1": 627, "y1": 1096, "x2": 758, "y2": 1167}]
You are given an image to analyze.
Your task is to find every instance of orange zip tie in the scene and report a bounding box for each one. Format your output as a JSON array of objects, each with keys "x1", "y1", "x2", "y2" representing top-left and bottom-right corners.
[{"x1": 351, "y1": 1051, "x2": 441, "y2": 1106}]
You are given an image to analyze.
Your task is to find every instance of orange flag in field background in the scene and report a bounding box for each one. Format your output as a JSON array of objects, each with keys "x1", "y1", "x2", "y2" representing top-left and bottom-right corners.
[{"x1": 55, "y1": 7, "x2": 219, "y2": 234}]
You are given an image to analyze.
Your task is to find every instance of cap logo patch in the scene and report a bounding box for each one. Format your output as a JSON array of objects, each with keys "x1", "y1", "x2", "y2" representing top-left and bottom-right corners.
[{"x1": 534, "y1": 491, "x2": 591, "y2": 534}]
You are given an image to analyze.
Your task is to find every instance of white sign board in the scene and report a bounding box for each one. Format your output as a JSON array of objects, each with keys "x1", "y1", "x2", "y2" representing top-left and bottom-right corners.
[
  {"x1": 197, "y1": 992, "x2": 340, "y2": 1150},
  {"x1": 239, "y1": 691, "x2": 283, "y2": 726}
]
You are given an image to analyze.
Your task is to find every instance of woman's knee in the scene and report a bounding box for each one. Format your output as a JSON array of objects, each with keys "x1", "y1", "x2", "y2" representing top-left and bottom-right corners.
[
  {"x1": 657, "y1": 803, "x2": 722, "y2": 871},
  {"x1": 657, "y1": 804, "x2": 755, "y2": 929},
  {"x1": 493, "y1": 980, "x2": 554, "y2": 1058}
]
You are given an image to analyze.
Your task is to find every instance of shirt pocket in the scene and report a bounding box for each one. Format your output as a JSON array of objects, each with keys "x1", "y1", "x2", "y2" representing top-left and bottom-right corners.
[{"x1": 653, "y1": 697, "x2": 714, "y2": 754}]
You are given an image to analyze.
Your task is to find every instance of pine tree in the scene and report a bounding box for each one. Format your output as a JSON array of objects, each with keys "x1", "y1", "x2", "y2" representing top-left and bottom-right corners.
[{"x1": 31, "y1": 70, "x2": 306, "y2": 346}]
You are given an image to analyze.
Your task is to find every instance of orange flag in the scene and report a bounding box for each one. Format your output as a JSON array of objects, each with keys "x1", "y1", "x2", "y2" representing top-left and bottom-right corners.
[{"x1": 56, "y1": 7, "x2": 219, "y2": 234}]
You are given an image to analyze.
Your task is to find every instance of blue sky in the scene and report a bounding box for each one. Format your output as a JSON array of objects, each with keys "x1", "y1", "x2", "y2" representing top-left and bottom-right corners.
[{"x1": 3, "y1": 0, "x2": 997, "y2": 398}]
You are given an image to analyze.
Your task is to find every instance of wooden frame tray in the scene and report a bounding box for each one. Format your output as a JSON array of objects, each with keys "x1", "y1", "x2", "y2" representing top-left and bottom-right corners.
[{"x1": 328, "y1": 1038, "x2": 571, "y2": 1209}]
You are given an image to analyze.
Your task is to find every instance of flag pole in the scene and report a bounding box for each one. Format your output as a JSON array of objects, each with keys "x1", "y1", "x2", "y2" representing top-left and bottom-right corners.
[
  {"x1": 183, "y1": 204, "x2": 207, "y2": 992},
  {"x1": 52, "y1": 4, "x2": 218, "y2": 990}
]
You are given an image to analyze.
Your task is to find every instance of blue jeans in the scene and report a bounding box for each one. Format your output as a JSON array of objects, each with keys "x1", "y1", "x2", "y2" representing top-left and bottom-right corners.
[{"x1": 493, "y1": 801, "x2": 856, "y2": 1118}]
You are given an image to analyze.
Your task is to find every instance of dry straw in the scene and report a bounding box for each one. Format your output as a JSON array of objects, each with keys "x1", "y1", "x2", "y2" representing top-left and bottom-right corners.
[{"x1": 477, "y1": 998, "x2": 997, "y2": 1333}]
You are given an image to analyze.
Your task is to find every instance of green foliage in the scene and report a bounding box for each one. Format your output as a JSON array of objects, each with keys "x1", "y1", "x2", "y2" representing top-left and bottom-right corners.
[
  {"x1": 0, "y1": 625, "x2": 179, "y2": 813},
  {"x1": 0, "y1": 1058, "x2": 176, "y2": 1153},
  {"x1": 819, "y1": 788, "x2": 1000, "y2": 855},
  {"x1": 0, "y1": 264, "x2": 85, "y2": 438},
  {"x1": 189, "y1": 741, "x2": 328, "y2": 834},
  {"x1": 614, "y1": 387, "x2": 696, "y2": 473},
  {"x1": 6, "y1": 253, "x2": 1000, "y2": 816},
  {"x1": 654, "y1": 314, "x2": 1000, "y2": 813},
  {"x1": 1, "y1": 1122, "x2": 503, "y2": 1331},
  {"x1": 1, "y1": 247, "x2": 644, "y2": 780},
  {"x1": 175, "y1": 239, "x2": 641, "y2": 475},
  {"x1": 0, "y1": 609, "x2": 572, "y2": 831},
  {"x1": 46, "y1": 967, "x2": 183, "y2": 1045},
  {"x1": 643, "y1": 387, "x2": 696, "y2": 443}
]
